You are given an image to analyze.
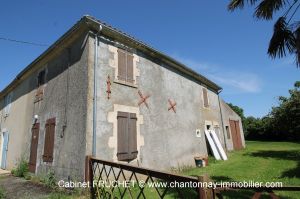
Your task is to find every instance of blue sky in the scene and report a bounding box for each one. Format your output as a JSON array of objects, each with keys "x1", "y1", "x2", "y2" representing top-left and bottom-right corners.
[{"x1": 0, "y1": 1, "x2": 299, "y2": 117}]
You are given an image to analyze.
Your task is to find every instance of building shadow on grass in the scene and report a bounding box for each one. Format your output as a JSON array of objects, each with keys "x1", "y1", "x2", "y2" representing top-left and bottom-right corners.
[{"x1": 246, "y1": 150, "x2": 300, "y2": 179}]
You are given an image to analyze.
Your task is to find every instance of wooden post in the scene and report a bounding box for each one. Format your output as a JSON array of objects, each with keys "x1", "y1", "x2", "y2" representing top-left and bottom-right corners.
[
  {"x1": 85, "y1": 155, "x2": 90, "y2": 182},
  {"x1": 198, "y1": 175, "x2": 215, "y2": 199},
  {"x1": 85, "y1": 156, "x2": 95, "y2": 199}
]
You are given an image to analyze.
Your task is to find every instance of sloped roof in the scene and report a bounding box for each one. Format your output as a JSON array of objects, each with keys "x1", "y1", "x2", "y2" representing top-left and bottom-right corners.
[{"x1": 0, "y1": 15, "x2": 221, "y2": 98}]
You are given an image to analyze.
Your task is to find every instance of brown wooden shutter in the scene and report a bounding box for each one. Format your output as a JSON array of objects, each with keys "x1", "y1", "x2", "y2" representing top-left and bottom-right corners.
[
  {"x1": 118, "y1": 49, "x2": 126, "y2": 81},
  {"x1": 128, "y1": 113, "x2": 138, "y2": 159},
  {"x1": 29, "y1": 123, "x2": 40, "y2": 173},
  {"x1": 43, "y1": 123, "x2": 50, "y2": 162},
  {"x1": 117, "y1": 112, "x2": 129, "y2": 161},
  {"x1": 203, "y1": 88, "x2": 209, "y2": 108},
  {"x1": 43, "y1": 118, "x2": 55, "y2": 162},
  {"x1": 117, "y1": 112, "x2": 138, "y2": 161},
  {"x1": 235, "y1": 121, "x2": 243, "y2": 150},
  {"x1": 126, "y1": 53, "x2": 134, "y2": 83}
]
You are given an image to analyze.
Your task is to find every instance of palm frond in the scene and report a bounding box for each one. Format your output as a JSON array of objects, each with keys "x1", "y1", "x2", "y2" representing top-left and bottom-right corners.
[
  {"x1": 228, "y1": 0, "x2": 259, "y2": 11},
  {"x1": 248, "y1": 0, "x2": 259, "y2": 5},
  {"x1": 293, "y1": 22, "x2": 300, "y2": 67},
  {"x1": 268, "y1": 17, "x2": 296, "y2": 59},
  {"x1": 255, "y1": 0, "x2": 287, "y2": 20},
  {"x1": 228, "y1": 0, "x2": 245, "y2": 11}
]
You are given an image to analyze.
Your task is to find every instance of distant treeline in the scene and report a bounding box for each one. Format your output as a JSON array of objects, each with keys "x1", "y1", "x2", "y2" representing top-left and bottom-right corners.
[{"x1": 228, "y1": 81, "x2": 300, "y2": 141}]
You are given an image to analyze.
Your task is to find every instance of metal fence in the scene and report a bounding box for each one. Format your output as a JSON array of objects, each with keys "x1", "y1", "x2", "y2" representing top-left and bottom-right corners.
[
  {"x1": 86, "y1": 156, "x2": 300, "y2": 199},
  {"x1": 86, "y1": 156, "x2": 204, "y2": 199}
]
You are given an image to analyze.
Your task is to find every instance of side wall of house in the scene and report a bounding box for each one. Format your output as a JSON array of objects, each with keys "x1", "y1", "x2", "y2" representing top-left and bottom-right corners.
[
  {"x1": 0, "y1": 32, "x2": 89, "y2": 180},
  {"x1": 0, "y1": 76, "x2": 37, "y2": 170},
  {"x1": 86, "y1": 36, "x2": 226, "y2": 170},
  {"x1": 220, "y1": 100, "x2": 245, "y2": 151}
]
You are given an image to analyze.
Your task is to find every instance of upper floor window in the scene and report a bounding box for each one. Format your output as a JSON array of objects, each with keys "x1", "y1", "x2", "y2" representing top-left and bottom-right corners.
[
  {"x1": 37, "y1": 70, "x2": 46, "y2": 87},
  {"x1": 4, "y1": 92, "x2": 12, "y2": 117},
  {"x1": 117, "y1": 49, "x2": 134, "y2": 84},
  {"x1": 202, "y1": 87, "x2": 209, "y2": 108},
  {"x1": 35, "y1": 69, "x2": 46, "y2": 103}
]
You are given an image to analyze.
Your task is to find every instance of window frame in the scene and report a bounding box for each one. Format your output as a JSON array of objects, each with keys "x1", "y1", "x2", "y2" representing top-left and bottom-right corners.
[
  {"x1": 114, "y1": 48, "x2": 137, "y2": 88},
  {"x1": 37, "y1": 70, "x2": 46, "y2": 87},
  {"x1": 35, "y1": 69, "x2": 47, "y2": 103},
  {"x1": 117, "y1": 111, "x2": 138, "y2": 162},
  {"x1": 4, "y1": 92, "x2": 13, "y2": 117}
]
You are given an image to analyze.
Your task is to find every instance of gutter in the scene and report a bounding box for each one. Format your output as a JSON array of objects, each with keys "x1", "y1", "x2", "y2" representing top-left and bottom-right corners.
[{"x1": 92, "y1": 25, "x2": 102, "y2": 157}]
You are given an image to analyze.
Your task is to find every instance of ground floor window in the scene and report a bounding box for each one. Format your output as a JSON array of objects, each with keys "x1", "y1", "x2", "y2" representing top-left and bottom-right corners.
[{"x1": 117, "y1": 111, "x2": 138, "y2": 161}]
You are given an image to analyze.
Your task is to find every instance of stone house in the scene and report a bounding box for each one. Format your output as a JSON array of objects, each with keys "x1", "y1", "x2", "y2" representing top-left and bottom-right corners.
[{"x1": 0, "y1": 16, "x2": 245, "y2": 180}]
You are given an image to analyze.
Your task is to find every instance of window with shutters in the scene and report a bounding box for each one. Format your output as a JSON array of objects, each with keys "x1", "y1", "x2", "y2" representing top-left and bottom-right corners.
[
  {"x1": 202, "y1": 88, "x2": 209, "y2": 108},
  {"x1": 43, "y1": 118, "x2": 55, "y2": 162},
  {"x1": 4, "y1": 92, "x2": 12, "y2": 117},
  {"x1": 117, "y1": 49, "x2": 134, "y2": 85},
  {"x1": 117, "y1": 111, "x2": 138, "y2": 162},
  {"x1": 35, "y1": 69, "x2": 46, "y2": 103}
]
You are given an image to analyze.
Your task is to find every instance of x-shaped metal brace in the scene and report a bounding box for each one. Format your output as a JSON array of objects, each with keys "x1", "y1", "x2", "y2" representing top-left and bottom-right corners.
[
  {"x1": 168, "y1": 99, "x2": 176, "y2": 113},
  {"x1": 138, "y1": 90, "x2": 150, "y2": 108}
]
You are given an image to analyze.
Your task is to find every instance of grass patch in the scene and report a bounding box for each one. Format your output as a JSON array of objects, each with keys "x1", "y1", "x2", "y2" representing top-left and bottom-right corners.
[
  {"x1": 47, "y1": 192, "x2": 72, "y2": 199},
  {"x1": 183, "y1": 141, "x2": 300, "y2": 199},
  {"x1": 93, "y1": 184, "x2": 197, "y2": 199},
  {"x1": 0, "y1": 187, "x2": 5, "y2": 199}
]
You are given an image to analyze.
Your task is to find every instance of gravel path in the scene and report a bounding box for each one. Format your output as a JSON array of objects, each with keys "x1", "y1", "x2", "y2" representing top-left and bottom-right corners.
[{"x1": 0, "y1": 175, "x2": 52, "y2": 199}]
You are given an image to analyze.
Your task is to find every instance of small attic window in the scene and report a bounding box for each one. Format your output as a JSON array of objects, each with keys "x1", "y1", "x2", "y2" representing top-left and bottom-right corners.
[
  {"x1": 37, "y1": 70, "x2": 46, "y2": 87},
  {"x1": 35, "y1": 69, "x2": 46, "y2": 103},
  {"x1": 4, "y1": 92, "x2": 13, "y2": 117},
  {"x1": 202, "y1": 88, "x2": 209, "y2": 108}
]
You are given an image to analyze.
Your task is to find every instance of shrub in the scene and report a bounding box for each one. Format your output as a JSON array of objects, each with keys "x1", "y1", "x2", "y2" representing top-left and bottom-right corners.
[
  {"x1": 11, "y1": 157, "x2": 29, "y2": 177},
  {"x1": 43, "y1": 171, "x2": 56, "y2": 188}
]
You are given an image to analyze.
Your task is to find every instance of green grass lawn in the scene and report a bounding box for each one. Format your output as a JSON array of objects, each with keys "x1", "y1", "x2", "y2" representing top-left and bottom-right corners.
[
  {"x1": 183, "y1": 141, "x2": 300, "y2": 199},
  {"x1": 5, "y1": 141, "x2": 298, "y2": 199}
]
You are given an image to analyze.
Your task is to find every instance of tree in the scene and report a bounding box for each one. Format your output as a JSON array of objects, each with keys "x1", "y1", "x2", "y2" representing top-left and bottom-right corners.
[
  {"x1": 227, "y1": 103, "x2": 245, "y2": 120},
  {"x1": 228, "y1": 0, "x2": 300, "y2": 67},
  {"x1": 270, "y1": 80, "x2": 300, "y2": 139},
  {"x1": 244, "y1": 81, "x2": 300, "y2": 141}
]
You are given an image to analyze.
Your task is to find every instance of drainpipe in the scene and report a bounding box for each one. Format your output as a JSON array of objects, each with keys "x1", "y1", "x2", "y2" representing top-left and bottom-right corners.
[
  {"x1": 92, "y1": 25, "x2": 102, "y2": 157},
  {"x1": 217, "y1": 89, "x2": 227, "y2": 151}
]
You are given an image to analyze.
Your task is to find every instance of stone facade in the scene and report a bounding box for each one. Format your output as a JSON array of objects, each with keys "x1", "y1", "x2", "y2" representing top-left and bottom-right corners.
[{"x1": 0, "y1": 16, "x2": 245, "y2": 181}]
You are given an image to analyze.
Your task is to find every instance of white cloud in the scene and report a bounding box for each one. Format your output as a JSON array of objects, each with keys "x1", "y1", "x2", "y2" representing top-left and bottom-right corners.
[
  {"x1": 207, "y1": 72, "x2": 262, "y2": 93},
  {"x1": 173, "y1": 55, "x2": 262, "y2": 93}
]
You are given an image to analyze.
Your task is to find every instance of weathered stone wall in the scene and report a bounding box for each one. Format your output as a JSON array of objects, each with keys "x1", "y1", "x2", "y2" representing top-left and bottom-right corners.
[
  {"x1": 88, "y1": 36, "x2": 226, "y2": 170},
  {"x1": 0, "y1": 32, "x2": 90, "y2": 181}
]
